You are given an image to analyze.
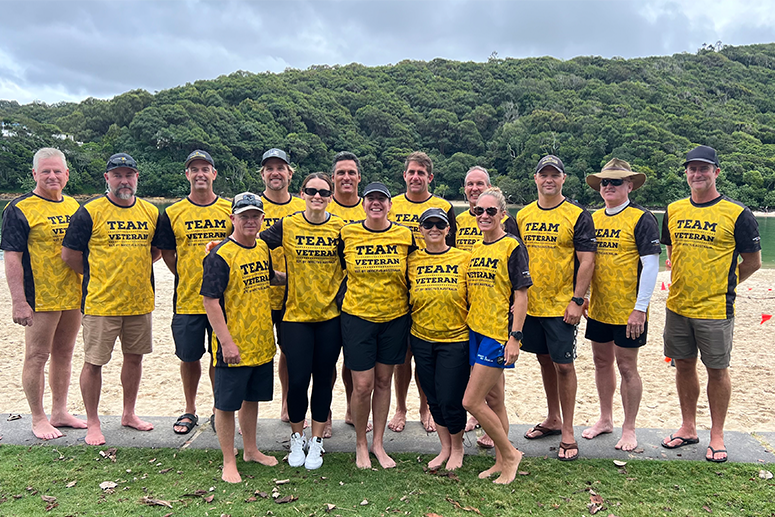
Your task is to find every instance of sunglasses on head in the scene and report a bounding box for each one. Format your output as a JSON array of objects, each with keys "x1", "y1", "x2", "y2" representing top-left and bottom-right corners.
[
  {"x1": 472, "y1": 206, "x2": 499, "y2": 217},
  {"x1": 600, "y1": 178, "x2": 625, "y2": 187},
  {"x1": 303, "y1": 187, "x2": 332, "y2": 197},
  {"x1": 233, "y1": 194, "x2": 260, "y2": 210},
  {"x1": 421, "y1": 220, "x2": 448, "y2": 230}
]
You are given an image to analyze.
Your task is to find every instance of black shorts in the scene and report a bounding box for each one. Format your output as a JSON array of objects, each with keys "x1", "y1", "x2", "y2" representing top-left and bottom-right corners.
[
  {"x1": 585, "y1": 317, "x2": 648, "y2": 348},
  {"x1": 521, "y1": 315, "x2": 577, "y2": 364},
  {"x1": 341, "y1": 312, "x2": 410, "y2": 372},
  {"x1": 272, "y1": 309, "x2": 284, "y2": 346},
  {"x1": 213, "y1": 360, "x2": 274, "y2": 412},
  {"x1": 171, "y1": 313, "x2": 212, "y2": 362}
]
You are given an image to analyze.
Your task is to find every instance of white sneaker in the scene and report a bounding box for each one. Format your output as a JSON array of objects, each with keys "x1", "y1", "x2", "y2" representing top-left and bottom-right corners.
[
  {"x1": 305, "y1": 436, "x2": 325, "y2": 470},
  {"x1": 288, "y1": 432, "x2": 307, "y2": 467}
]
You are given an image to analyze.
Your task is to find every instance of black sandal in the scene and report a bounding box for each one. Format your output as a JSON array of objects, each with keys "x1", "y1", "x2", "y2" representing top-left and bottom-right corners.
[{"x1": 173, "y1": 413, "x2": 198, "y2": 435}]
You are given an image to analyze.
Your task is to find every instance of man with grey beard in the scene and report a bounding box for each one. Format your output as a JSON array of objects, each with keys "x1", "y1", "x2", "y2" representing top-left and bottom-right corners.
[{"x1": 62, "y1": 153, "x2": 162, "y2": 446}]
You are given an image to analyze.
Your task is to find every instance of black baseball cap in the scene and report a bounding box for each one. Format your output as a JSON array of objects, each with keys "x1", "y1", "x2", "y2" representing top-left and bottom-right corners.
[
  {"x1": 362, "y1": 182, "x2": 391, "y2": 199},
  {"x1": 683, "y1": 145, "x2": 719, "y2": 168},
  {"x1": 419, "y1": 207, "x2": 449, "y2": 224},
  {"x1": 106, "y1": 153, "x2": 138, "y2": 173},
  {"x1": 261, "y1": 148, "x2": 290, "y2": 166},
  {"x1": 185, "y1": 149, "x2": 215, "y2": 168},
  {"x1": 232, "y1": 192, "x2": 265, "y2": 214},
  {"x1": 535, "y1": 155, "x2": 565, "y2": 174}
]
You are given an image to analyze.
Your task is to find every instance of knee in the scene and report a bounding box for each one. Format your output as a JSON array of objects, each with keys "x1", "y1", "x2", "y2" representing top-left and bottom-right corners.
[
  {"x1": 617, "y1": 362, "x2": 639, "y2": 381},
  {"x1": 593, "y1": 353, "x2": 614, "y2": 371},
  {"x1": 374, "y1": 373, "x2": 392, "y2": 392},
  {"x1": 352, "y1": 377, "x2": 374, "y2": 397},
  {"x1": 24, "y1": 347, "x2": 50, "y2": 365},
  {"x1": 555, "y1": 362, "x2": 575, "y2": 376}
]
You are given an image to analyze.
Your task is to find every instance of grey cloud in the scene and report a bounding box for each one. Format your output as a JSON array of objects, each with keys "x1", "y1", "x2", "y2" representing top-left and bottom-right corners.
[{"x1": 0, "y1": 0, "x2": 771, "y2": 104}]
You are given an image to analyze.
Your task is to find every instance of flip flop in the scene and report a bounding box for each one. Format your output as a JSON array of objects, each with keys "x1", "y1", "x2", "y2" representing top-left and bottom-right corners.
[
  {"x1": 558, "y1": 441, "x2": 579, "y2": 461},
  {"x1": 524, "y1": 423, "x2": 562, "y2": 440},
  {"x1": 173, "y1": 413, "x2": 198, "y2": 435},
  {"x1": 661, "y1": 434, "x2": 699, "y2": 449},
  {"x1": 706, "y1": 446, "x2": 728, "y2": 463}
]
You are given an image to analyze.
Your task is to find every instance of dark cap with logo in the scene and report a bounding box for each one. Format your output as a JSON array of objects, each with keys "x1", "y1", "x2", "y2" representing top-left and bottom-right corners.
[
  {"x1": 185, "y1": 149, "x2": 215, "y2": 168},
  {"x1": 261, "y1": 148, "x2": 290, "y2": 166},
  {"x1": 362, "y1": 182, "x2": 391, "y2": 199},
  {"x1": 535, "y1": 155, "x2": 565, "y2": 174},
  {"x1": 419, "y1": 207, "x2": 449, "y2": 224},
  {"x1": 106, "y1": 153, "x2": 138, "y2": 173},
  {"x1": 683, "y1": 145, "x2": 719, "y2": 168},
  {"x1": 232, "y1": 192, "x2": 265, "y2": 214}
]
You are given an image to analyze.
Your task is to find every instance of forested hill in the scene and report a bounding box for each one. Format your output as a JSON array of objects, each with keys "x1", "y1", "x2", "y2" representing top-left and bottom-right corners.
[{"x1": 3, "y1": 43, "x2": 775, "y2": 209}]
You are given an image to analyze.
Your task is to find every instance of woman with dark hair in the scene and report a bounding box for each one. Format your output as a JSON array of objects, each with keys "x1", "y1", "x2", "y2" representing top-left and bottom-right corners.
[
  {"x1": 409, "y1": 207, "x2": 471, "y2": 470},
  {"x1": 260, "y1": 173, "x2": 345, "y2": 470}
]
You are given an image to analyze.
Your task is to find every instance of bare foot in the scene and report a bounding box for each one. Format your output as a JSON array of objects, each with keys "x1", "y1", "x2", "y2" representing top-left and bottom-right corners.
[
  {"x1": 355, "y1": 443, "x2": 372, "y2": 469},
  {"x1": 464, "y1": 416, "x2": 479, "y2": 432},
  {"x1": 372, "y1": 446, "x2": 396, "y2": 469},
  {"x1": 344, "y1": 407, "x2": 352, "y2": 425},
  {"x1": 494, "y1": 449, "x2": 522, "y2": 485},
  {"x1": 50, "y1": 413, "x2": 87, "y2": 429},
  {"x1": 345, "y1": 416, "x2": 373, "y2": 432},
  {"x1": 244, "y1": 450, "x2": 278, "y2": 466},
  {"x1": 582, "y1": 420, "x2": 613, "y2": 440},
  {"x1": 122, "y1": 415, "x2": 154, "y2": 431},
  {"x1": 85, "y1": 426, "x2": 106, "y2": 446},
  {"x1": 477, "y1": 433, "x2": 495, "y2": 448},
  {"x1": 32, "y1": 421, "x2": 64, "y2": 440},
  {"x1": 323, "y1": 419, "x2": 333, "y2": 439},
  {"x1": 446, "y1": 448, "x2": 464, "y2": 471},
  {"x1": 615, "y1": 429, "x2": 638, "y2": 451},
  {"x1": 428, "y1": 451, "x2": 450, "y2": 470},
  {"x1": 221, "y1": 463, "x2": 242, "y2": 483},
  {"x1": 388, "y1": 409, "x2": 406, "y2": 432},
  {"x1": 280, "y1": 404, "x2": 289, "y2": 423},
  {"x1": 478, "y1": 462, "x2": 501, "y2": 479},
  {"x1": 420, "y1": 409, "x2": 436, "y2": 433}
]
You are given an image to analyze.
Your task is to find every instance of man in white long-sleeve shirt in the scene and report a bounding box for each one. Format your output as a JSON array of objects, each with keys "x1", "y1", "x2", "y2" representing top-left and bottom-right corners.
[{"x1": 580, "y1": 158, "x2": 661, "y2": 451}]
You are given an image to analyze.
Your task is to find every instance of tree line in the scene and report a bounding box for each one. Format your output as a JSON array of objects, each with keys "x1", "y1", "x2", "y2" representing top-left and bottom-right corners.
[{"x1": 2, "y1": 43, "x2": 775, "y2": 209}]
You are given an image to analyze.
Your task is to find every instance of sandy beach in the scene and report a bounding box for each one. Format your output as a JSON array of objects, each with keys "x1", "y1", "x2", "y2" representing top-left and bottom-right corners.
[{"x1": 1, "y1": 263, "x2": 774, "y2": 433}]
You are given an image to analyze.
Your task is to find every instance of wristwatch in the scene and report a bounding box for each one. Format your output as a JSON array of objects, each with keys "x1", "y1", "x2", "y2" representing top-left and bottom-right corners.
[
  {"x1": 571, "y1": 296, "x2": 585, "y2": 306},
  {"x1": 509, "y1": 330, "x2": 523, "y2": 341}
]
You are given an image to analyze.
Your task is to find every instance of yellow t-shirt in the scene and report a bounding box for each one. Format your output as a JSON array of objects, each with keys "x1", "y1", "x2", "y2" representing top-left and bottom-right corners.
[
  {"x1": 328, "y1": 198, "x2": 366, "y2": 224},
  {"x1": 589, "y1": 203, "x2": 661, "y2": 325},
  {"x1": 62, "y1": 196, "x2": 159, "y2": 316},
  {"x1": 260, "y1": 212, "x2": 345, "y2": 322},
  {"x1": 516, "y1": 198, "x2": 596, "y2": 317},
  {"x1": 662, "y1": 196, "x2": 760, "y2": 319},
  {"x1": 201, "y1": 238, "x2": 275, "y2": 367},
  {"x1": 455, "y1": 209, "x2": 519, "y2": 252},
  {"x1": 1, "y1": 192, "x2": 82, "y2": 311},
  {"x1": 155, "y1": 197, "x2": 232, "y2": 314},
  {"x1": 408, "y1": 247, "x2": 470, "y2": 342},
  {"x1": 339, "y1": 222, "x2": 415, "y2": 323},
  {"x1": 466, "y1": 234, "x2": 532, "y2": 343},
  {"x1": 388, "y1": 193, "x2": 456, "y2": 248},
  {"x1": 261, "y1": 194, "x2": 306, "y2": 311}
]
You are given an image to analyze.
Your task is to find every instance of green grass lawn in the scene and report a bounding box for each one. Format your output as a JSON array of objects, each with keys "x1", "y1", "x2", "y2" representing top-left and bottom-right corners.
[{"x1": 0, "y1": 445, "x2": 773, "y2": 516}]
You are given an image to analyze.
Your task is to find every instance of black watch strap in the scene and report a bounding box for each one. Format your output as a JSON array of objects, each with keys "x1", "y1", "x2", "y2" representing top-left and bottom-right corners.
[
  {"x1": 509, "y1": 330, "x2": 523, "y2": 341},
  {"x1": 571, "y1": 296, "x2": 585, "y2": 306}
]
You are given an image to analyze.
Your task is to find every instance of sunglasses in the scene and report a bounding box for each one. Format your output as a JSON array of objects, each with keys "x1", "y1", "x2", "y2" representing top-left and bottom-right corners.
[
  {"x1": 421, "y1": 220, "x2": 448, "y2": 230},
  {"x1": 303, "y1": 187, "x2": 332, "y2": 197},
  {"x1": 472, "y1": 206, "x2": 499, "y2": 217},
  {"x1": 600, "y1": 178, "x2": 625, "y2": 187}
]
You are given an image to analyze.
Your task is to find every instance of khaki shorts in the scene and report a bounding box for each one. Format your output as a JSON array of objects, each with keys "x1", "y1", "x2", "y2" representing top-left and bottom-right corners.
[
  {"x1": 82, "y1": 314, "x2": 153, "y2": 366},
  {"x1": 663, "y1": 309, "x2": 734, "y2": 369}
]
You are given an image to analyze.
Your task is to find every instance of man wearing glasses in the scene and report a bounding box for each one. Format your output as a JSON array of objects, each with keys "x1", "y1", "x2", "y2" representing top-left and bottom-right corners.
[
  {"x1": 516, "y1": 155, "x2": 596, "y2": 461},
  {"x1": 387, "y1": 152, "x2": 457, "y2": 434},
  {"x1": 580, "y1": 159, "x2": 660, "y2": 452},
  {"x1": 62, "y1": 153, "x2": 161, "y2": 446},
  {"x1": 155, "y1": 150, "x2": 232, "y2": 435},
  {"x1": 661, "y1": 146, "x2": 761, "y2": 463}
]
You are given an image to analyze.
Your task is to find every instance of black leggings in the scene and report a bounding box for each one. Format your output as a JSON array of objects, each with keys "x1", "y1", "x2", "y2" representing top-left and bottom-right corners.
[
  {"x1": 280, "y1": 317, "x2": 342, "y2": 424},
  {"x1": 411, "y1": 335, "x2": 470, "y2": 434}
]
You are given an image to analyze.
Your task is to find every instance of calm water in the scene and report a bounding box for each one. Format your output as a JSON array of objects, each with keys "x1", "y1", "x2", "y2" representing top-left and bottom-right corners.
[{"x1": 1, "y1": 199, "x2": 773, "y2": 267}]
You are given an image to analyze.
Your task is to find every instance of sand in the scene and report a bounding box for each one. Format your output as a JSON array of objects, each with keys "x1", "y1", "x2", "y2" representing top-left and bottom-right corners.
[{"x1": 1, "y1": 263, "x2": 774, "y2": 433}]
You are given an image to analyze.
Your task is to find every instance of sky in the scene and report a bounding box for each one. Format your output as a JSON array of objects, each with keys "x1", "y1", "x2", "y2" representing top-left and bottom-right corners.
[{"x1": 2, "y1": 0, "x2": 775, "y2": 105}]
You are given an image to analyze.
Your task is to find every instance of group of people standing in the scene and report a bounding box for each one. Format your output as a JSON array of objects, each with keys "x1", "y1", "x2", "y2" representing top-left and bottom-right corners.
[{"x1": 1, "y1": 144, "x2": 760, "y2": 485}]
